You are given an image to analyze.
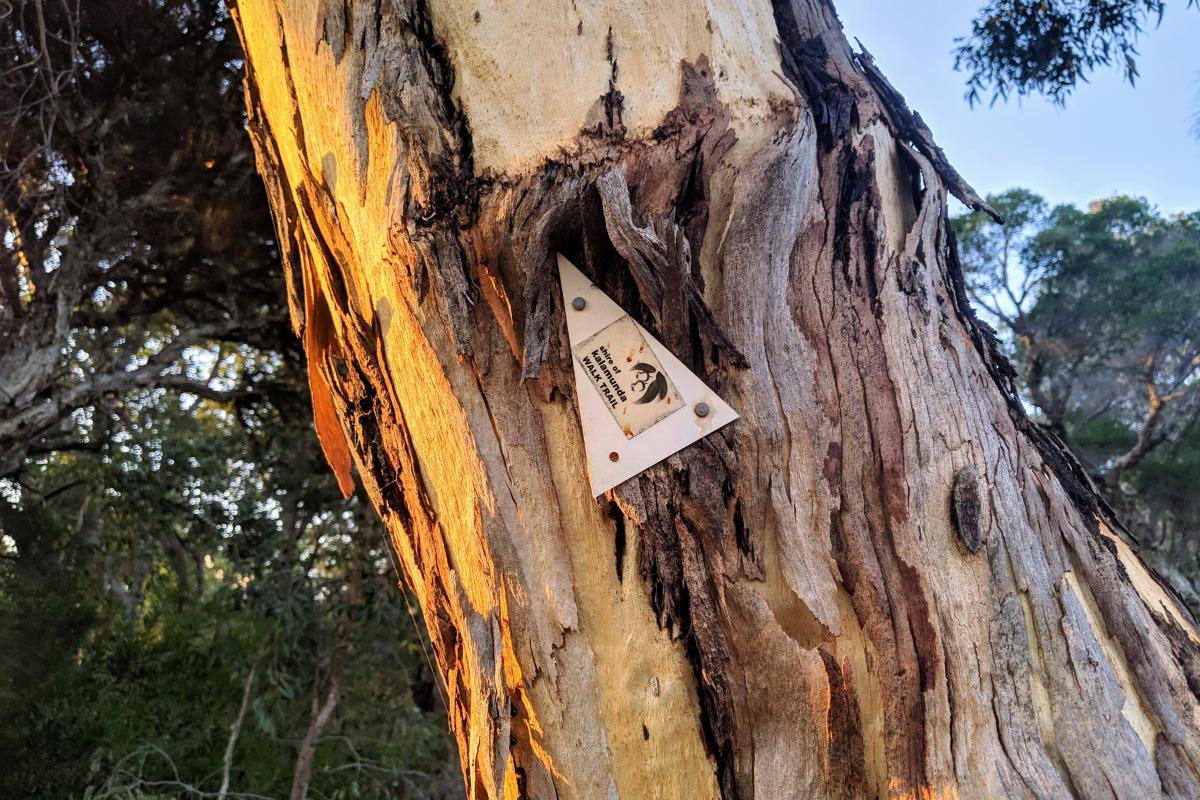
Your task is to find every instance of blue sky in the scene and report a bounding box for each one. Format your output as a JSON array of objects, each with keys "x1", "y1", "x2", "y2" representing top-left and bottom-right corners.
[{"x1": 834, "y1": 1, "x2": 1200, "y2": 215}]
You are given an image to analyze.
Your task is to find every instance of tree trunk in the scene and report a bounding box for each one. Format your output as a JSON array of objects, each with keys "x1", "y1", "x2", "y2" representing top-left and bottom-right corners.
[{"x1": 230, "y1": 1, "x2": 1200, "y2": 797}]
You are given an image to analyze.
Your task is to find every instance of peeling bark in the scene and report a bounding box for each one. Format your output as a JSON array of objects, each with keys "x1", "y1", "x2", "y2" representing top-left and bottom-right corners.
[{"x1": 232, "y1": 1, "x2": 1200, "y2": 798}]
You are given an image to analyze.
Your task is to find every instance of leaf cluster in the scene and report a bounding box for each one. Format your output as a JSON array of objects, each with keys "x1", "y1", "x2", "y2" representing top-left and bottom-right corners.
[{"x1": 955, "y1": 0, "x2": 1198, "y2": 105}]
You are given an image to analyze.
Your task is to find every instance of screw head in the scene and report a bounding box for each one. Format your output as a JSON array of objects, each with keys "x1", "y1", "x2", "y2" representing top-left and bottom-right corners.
[
  {"x1": 571, "y1": 296, "x2": 587, "y2": 311},
  {"x1": 693, "y1": 402, "x2": 710, "y2": 418},
  {"x1": 608, "y1": 451, "x2": 620, "y2": 462}
]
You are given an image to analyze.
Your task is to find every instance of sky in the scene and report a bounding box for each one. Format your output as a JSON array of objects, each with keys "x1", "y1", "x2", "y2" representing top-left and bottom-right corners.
[{"x1": 834, "y1": 0, "x2": 1200, "y2": 215}]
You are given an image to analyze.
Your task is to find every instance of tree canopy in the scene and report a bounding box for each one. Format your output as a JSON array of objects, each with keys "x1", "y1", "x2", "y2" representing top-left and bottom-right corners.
[
  {"x1": 0, "y1": 0, "x2": 288, "y2": 475},
  {"x1": 1, "y1": 374, "x2": 457, "y2": 798}
]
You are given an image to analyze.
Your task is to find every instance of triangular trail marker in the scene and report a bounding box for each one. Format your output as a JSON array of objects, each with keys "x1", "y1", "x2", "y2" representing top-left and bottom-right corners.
[{"x1": 557, "y1": 253, "x2": 739, "y2": 496}]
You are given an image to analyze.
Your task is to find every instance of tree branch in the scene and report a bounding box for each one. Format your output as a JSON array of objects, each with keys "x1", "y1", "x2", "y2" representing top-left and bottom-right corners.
[
  {"x1": 217, "y1": 658, "x2": 260, "y2": 800},
  {"x1": 289, "y1": 618, "x2": 352, "y2": 800}
]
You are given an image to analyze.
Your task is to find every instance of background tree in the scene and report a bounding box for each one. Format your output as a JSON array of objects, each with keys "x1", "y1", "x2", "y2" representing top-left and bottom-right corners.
[
  {"x1": 955, "y1": 191, "x2": 1200, "y2": 605},
  {"x1": 0, "y1": 0, "x2": 286, "y2": 474}
]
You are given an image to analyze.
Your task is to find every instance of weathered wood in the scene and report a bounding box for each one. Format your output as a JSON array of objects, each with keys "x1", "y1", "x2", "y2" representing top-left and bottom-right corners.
[{"x1": 232, "y1": 0, "x2": 1200, "y2": 797}]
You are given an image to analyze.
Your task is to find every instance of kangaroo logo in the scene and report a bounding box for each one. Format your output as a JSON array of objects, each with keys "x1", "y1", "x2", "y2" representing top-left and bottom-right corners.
[{"x1": 631, "y1": 363, "x2": 669, "y2": 404}]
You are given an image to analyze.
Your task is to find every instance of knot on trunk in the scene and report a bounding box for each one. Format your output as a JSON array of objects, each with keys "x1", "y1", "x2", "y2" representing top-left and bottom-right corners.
[{"x1": 951, "y1": 465, "x2": 987, "y2": 555}]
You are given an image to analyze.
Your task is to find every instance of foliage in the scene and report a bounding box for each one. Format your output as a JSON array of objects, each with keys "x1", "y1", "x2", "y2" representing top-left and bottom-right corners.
[
  {"x1": 0, "y1": 371, "x2": 455, "y2": 799},
  {"x1": 953, "y1": 191, "x2": 1200, "y2": 604},
  {"x1": 955, "y1": 0, "x2": 1199, "y2": 105}
]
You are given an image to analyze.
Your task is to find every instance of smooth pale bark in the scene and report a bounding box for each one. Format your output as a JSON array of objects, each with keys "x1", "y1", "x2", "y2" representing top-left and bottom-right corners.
[{"x1": 231, "y1": 1, "x2": 1200, "y2": 798}]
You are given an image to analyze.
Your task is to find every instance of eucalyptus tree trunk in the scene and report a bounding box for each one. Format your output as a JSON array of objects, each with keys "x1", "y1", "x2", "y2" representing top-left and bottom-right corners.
[{"x1": 230, "y1": 1, "x2": 1200, "y2": 797}]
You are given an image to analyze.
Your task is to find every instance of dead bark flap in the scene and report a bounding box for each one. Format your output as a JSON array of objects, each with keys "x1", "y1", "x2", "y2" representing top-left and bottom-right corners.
[
  {"x1": 304, "y1": 285, "x2": 356, "y2": 500},
  {"x1": 595, "y1": 170, "x2": 748, "y2": 368},
  {"x1": 855, "y1": 45, "x2": 1002, "y2": 223},
  {"x1": 771, "y1": 3, "x2": 855, "y2": 147}
]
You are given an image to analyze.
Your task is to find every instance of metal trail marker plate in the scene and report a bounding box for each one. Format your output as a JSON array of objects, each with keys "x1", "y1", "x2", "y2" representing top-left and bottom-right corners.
[{"x1": 558, "y1": 253, "x2": 739, "y2": 496}]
